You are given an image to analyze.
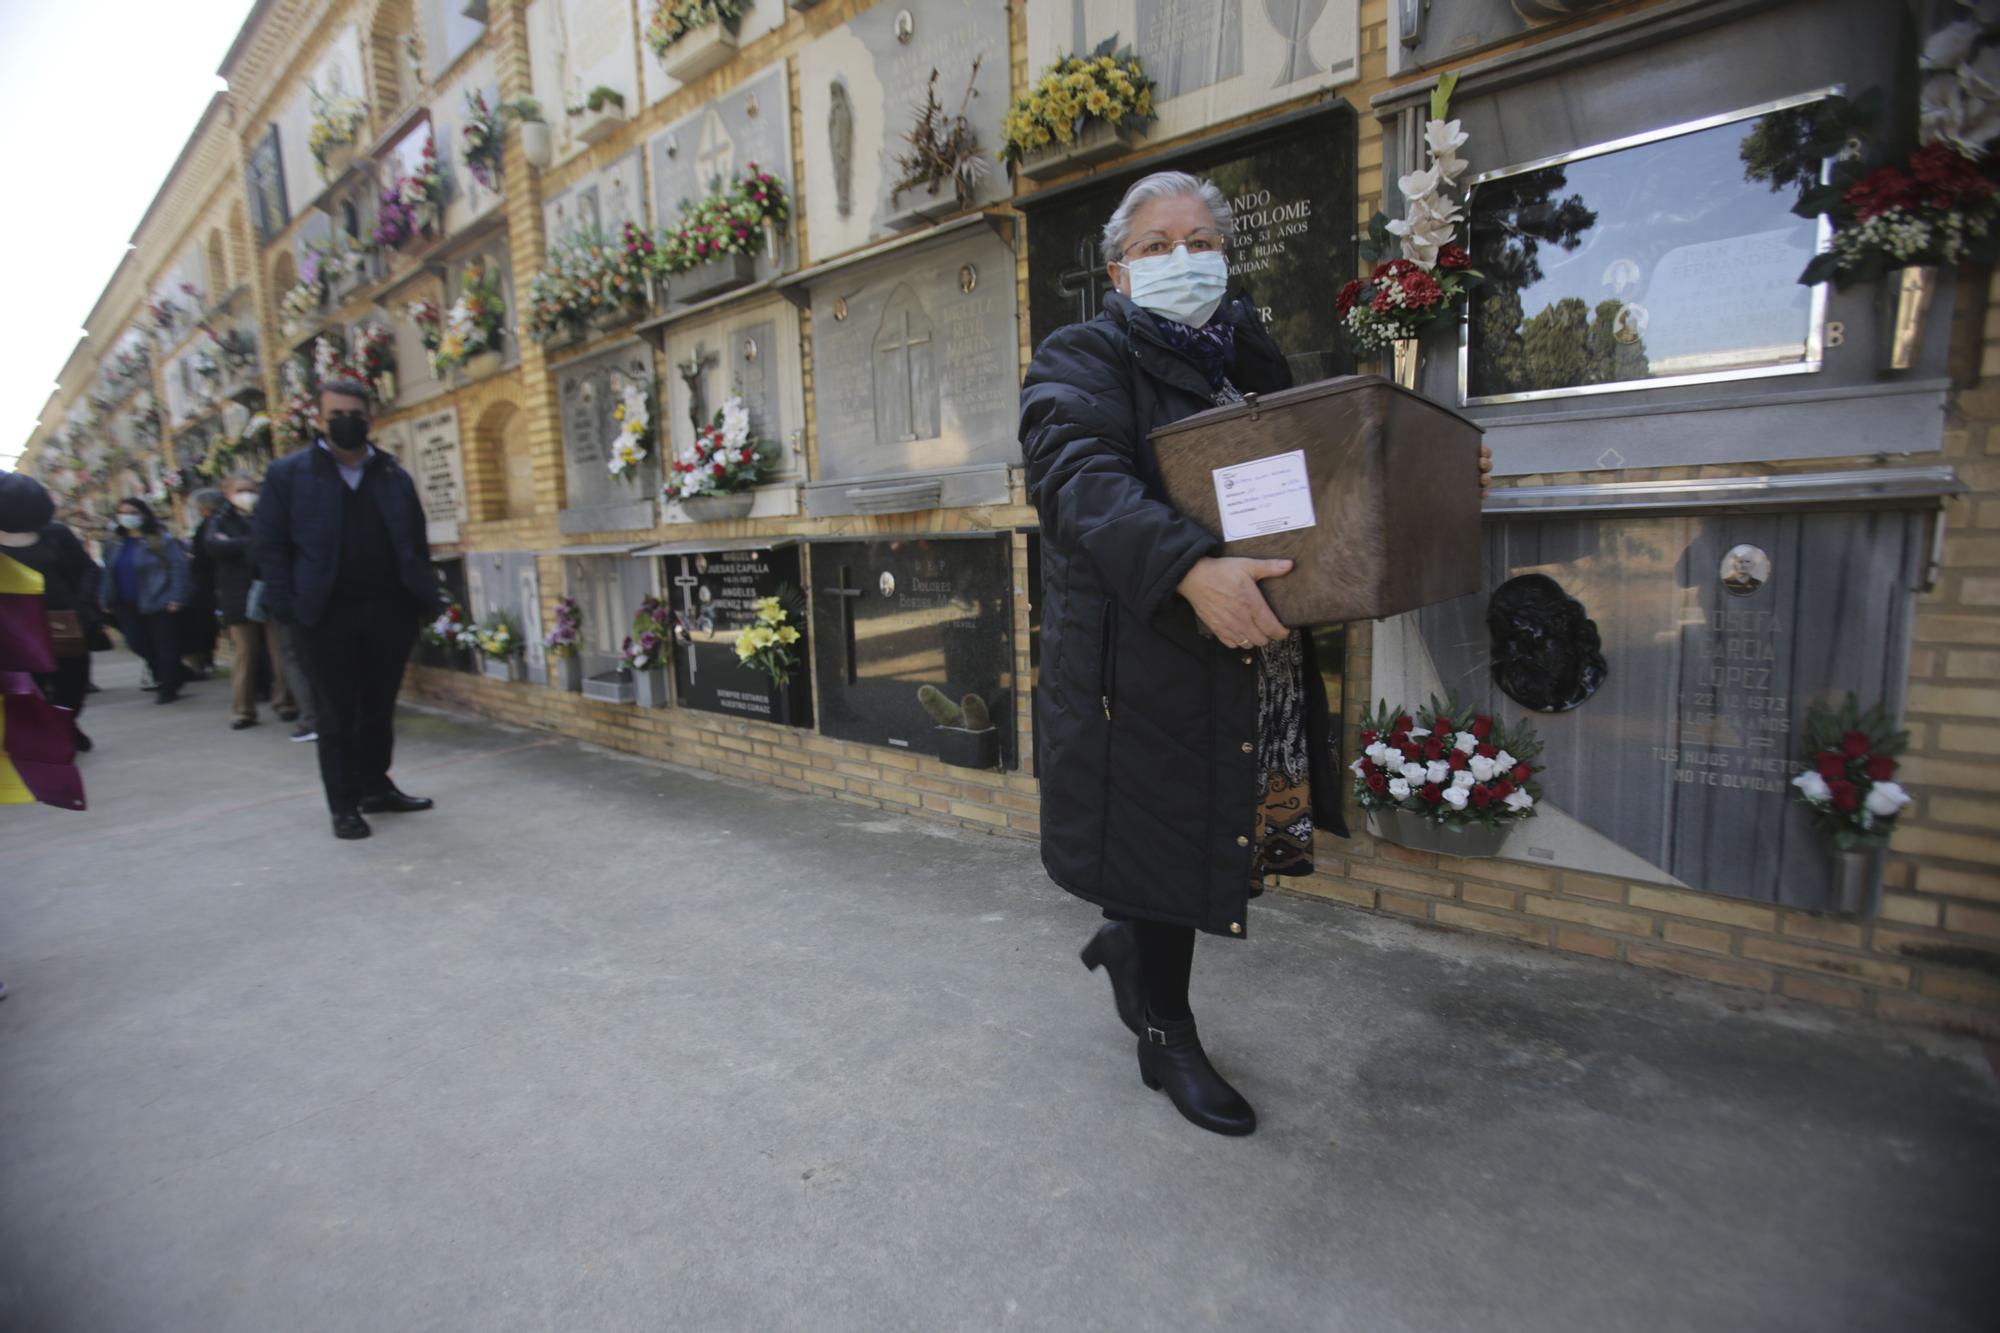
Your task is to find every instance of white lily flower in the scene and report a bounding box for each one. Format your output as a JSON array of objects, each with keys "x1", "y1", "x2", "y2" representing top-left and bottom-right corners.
[
  {"x1": 1423, "y1": 117, "x2": 1469, "y2": 157},
  {"x1": 1397, "y1": 164, "x2": 1442, "y2": 203}
]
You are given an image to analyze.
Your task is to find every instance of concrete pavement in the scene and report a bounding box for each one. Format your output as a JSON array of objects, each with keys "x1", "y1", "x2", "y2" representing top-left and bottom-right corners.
[{"x1": 3, "y1": 653, "x2": 1998, "y2": 1332}]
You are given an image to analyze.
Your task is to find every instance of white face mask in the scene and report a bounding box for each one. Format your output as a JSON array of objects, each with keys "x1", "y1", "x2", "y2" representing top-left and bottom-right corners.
[
  {"x1": 117, "y1": 514, "x2": 144, "y2": 531},
  {"x1": 230, "y1": 491, "x2": 258, "y2": 512},
  {"x1": 1121, "y1": 245, "x2": 1230, "y2": 327}
]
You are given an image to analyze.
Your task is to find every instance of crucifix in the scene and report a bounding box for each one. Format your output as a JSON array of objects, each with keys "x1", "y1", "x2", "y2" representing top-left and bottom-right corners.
[
  {"x1": 818, "y1": 564, "x2": 865, "y2": 686},
  {"x1": 675, "y1": 342, "x2": 718, "y2": 434},
  {"x1": 1056, "y1": 235, "x2": 1116, "y2": 328},
  {"x1": 671, "y1": 558, "x2": 704, "y2": 683}
]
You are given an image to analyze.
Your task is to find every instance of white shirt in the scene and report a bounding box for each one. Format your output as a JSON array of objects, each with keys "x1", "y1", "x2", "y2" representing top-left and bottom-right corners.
[{"x1": 316, "y1": 437, "x2": 376, "y2": 491}]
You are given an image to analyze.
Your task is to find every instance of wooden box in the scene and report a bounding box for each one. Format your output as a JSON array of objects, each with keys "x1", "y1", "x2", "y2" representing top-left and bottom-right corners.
[{"x1": 1150, "y1": 375, "x2": 1484, "y2": 628}]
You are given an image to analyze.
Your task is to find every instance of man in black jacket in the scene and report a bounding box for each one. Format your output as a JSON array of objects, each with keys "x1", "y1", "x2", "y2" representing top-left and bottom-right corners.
[{"x1": 252, "y1": 378, "x2": 443, "y2": 840}]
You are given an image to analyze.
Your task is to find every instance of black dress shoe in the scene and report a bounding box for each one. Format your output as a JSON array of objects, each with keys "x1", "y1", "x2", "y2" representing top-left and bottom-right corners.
[
  {"x1": 72, "y1": 727, "x2": 92, "y2": 753},
  {"x1": 331, "y1": 811, "x2": 372, "y2": 840},
  {"x1": 230, "y1": 717, "x2": 257, "y2": 730},
  {"x1": 154, "y1": 689, "x2": 181, "y2": 705},
  {"x1": 357, "y1": 786, "x2": 434, "y2": 814},
  {"x1": 1080, "y1": 922, "x2": 1144, "y2": 1037},
  {"x1": 1136, "y1": 1008, "x2": 1256, "y2": 1137}
]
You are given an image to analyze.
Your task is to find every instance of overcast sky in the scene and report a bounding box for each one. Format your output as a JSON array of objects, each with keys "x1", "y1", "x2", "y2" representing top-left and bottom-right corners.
[{"x1": 0, "y1": 0, "x2": 252, "y2": 471}]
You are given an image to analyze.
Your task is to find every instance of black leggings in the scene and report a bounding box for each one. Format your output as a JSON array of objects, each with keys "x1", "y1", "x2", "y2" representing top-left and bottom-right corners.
[{"x1": 1113, "y1": 917, "x2": 1196, "y2": 1021}]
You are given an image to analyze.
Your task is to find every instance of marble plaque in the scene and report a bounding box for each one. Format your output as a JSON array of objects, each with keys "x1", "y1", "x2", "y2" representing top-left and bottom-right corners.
[
  {"x1": 647, "y1": 65, "x2": 795, "y2": 291},
  {"x1": 796, "y1": 0, "x2": 1013, "y2": 261},
  {"x1": 806, "y1": 227, "x2": 1019, "y2": 505},
  {"x1": 666, "y1": 544, "x2": 812, "y2": 726},
  {"x1": 250, "y1": 124, "x2": 289, "y2": 244},
  {"x1": 470, "y1": 550, "x2": 546, "y2": 676},
  {"x1": 406, "y1": 407, "x2": 467, "y2": 545},
  {"x1": 1375, "y1": 508, "x2": 1928, "y2": 908},
  {"x1": 566, "y1": 554, "x2": 657, "y2": 679},
  {"x1": 558, "y1": 343, "x2": 659, "y2": 534},
  {"x1": 659, "y1": 295, "x2": 805, "y2": 483},
  {"x1": 542, "y1": 149, "x2": 644, "y2": 252},
  {"x1": 811, "y1": 536, "x2": 1015, "y2": 767},
  {"x1": 1026, "y1": 1, "x2": 1359, "y2": 145},
  {"x1": 1023, "y1": 103, "x2": 1355, "y2": 383}
]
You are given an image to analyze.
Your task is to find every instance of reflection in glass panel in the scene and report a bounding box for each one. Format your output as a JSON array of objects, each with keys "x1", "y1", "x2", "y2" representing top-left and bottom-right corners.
[{"x1": 1465, "y1": 96, "x2": 1830, "y2": 403}]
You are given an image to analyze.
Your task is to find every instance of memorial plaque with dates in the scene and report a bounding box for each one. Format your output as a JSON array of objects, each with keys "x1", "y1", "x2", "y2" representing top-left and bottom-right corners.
[
  {"x1": 665, "y1": 544, "x2": 812, "y2": 727},
  {"x1": 810, "y1": 536, "x2": 1015, "y2": 767},
  {"x1": 558, "y1": 344, "x2": 658, "y2": 535},
  {"x1": 1392, "y1": 508, "x2": 1928, "y2": 908},
  {"x1": 1021, "y1": 104, "x2": 1356, "y2": 385}
]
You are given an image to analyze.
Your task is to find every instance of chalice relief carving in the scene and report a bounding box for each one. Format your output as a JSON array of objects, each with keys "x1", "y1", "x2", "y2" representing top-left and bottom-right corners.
[
  {"x1": 1265, "y1": 0, "x2": 1325, "y2": 87},
  {"x1": 1137, "y1": 0, "x2": 1242, "y2": 101}
]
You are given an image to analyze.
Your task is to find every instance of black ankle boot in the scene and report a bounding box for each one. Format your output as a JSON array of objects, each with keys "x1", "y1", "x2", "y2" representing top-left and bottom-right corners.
[
  {"x1": 1136, "y1": 1008, "x2": 1256, "y2": 1137},
  {"x1": 1080, "y1": 922, "x2": 1143, "y2": 1036}
]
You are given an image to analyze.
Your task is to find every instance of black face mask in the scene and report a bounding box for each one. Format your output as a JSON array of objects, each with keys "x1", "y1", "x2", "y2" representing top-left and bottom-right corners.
[{"x1": 327, "y1": 415, "x2": 370, "y2": 451}]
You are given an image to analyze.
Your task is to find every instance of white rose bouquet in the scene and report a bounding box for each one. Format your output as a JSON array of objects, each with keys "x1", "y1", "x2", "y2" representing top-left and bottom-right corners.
[
  {"x1": 1788, "y1": 694, "x2": 1912, "y2": 850},
  {"x1": 1351, "y1": 694, "x2": 1545, "y2": 828}
]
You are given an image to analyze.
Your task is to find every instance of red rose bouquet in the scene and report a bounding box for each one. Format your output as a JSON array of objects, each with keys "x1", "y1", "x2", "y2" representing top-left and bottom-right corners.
[
  {"x1": 1351, "y1": 694, "x2": 1545, "y2": 829},
  {"x1": 1788, "y1": 694, "x2": 1911, "y2": 849}
]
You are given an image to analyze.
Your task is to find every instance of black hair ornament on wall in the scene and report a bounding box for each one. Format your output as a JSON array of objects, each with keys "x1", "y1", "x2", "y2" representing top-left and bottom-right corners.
[{"x1": 1486, "y1": 573, "x2": 1608, "y2": 713}]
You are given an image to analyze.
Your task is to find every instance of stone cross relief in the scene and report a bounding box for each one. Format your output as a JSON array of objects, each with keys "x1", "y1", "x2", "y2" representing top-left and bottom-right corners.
[{"x1": 696, "y1": 108, "x2": 736, "y2": 189}]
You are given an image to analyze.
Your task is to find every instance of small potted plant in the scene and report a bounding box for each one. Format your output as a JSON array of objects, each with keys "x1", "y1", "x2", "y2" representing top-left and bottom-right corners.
[
  {"x1": 999, "y1": 40, "x2": 1154, "y2": 183},
  {"x1": 651, "y1": 165, "x2": 789, "y2": 303},
  {"x1": 1339, "y1": 74, "x2": 1481, "y2": 391},
  {"x1": 503, "y1": 97, "x2": 553, "y2": 170},
  {"x1": 886, "y1": 61, "x2": 989, "y2": 231},
  {"x1": 622, "y1": 597, "x2": 674, "y2": 707},
  {"x1": 476, "y1": 608, "x2": 529, "y2": 683},
  {"x1": 1789, "y1": 693, "x2": 1912, "y2": 915},
  {"x1": 666, "y1": 391, "x2": 772, "y2": 521},
  {"x1": 647, "y1": 0, "x2": 744, "y2": 84},
  {"x1": 605, "y1": 376, "x2": 655, "y2": 486},
  {"x1": 308, "y1": 85, "x2": 368, "y2": 181},
  {"x1": 1352, "y1": 695, "x2": 1544, "y2": 859},
  {"x1": 545, "y1": 596, "x2": 584, "y2": 691},
  {"x1": 568, "y1": 85, "x2": 627, "y2": 146},
  {"x1": 917, "y1": 685, "x2": 999, "y2": 770}
]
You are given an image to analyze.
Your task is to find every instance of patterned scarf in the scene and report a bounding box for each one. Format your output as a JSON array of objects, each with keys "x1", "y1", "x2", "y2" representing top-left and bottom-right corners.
[{"x1": 1146, "y1": 309, "x2": 1238, "y2": 390}]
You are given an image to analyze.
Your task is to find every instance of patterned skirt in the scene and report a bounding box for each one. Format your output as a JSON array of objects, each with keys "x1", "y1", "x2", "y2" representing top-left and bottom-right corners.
[{"x1": 1251, "y1": 631, "x2": 1314, "y2": 880}]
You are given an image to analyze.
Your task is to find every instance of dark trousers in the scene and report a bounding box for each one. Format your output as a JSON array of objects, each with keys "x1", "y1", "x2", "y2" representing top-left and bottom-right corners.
[
  {"x1": 115, "y1": 607, "x2": 182, "y2": 695},
  {"x1": 34, "y1": 652, "x2": 91, "y2": 721},
  {"x1": 296, "y1": 597, "x2": 419, "y2": 814}
]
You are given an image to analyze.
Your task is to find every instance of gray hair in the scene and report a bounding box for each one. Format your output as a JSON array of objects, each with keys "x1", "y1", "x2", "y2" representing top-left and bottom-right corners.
[
  {"x1": 190, "y1": 487, "x2": 226, "y2": 516},
  {"x1": 319, "y1": 376, "x2": 373, "y2": 404},
  {"x1": 1101, "y1": 171, "x2": 1234, "y2": 262},
  {"x1": 230, "y1": 471, "x2": 260, "y2": 487}
]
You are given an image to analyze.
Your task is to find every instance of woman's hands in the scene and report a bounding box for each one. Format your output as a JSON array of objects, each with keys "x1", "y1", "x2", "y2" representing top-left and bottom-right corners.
[{"x1": 1176, "y1": 556, "x2": 1292, "y2": 649}]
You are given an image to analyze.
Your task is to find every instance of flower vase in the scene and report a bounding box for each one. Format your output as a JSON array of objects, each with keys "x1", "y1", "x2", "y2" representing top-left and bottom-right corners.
[
  {"x1": 319, "y1": 141, "x2": 355, "y2": 180},
  {"x1": 1830, "y1": 847, "x2": 1884, "y2": 917},
  {"x1": 671, "y1": 252, "x2": 757, "y2": 304},
  {"x1": 552, "y1": 654, "x2": 582, "y2": 692},
  {"x1": 1385, "y1": 338, "x2": 1422, "y2": 391},
  {"x1": 679, "y1": 492, "x2": 756, "y2": 522},
  {"x1": 1882, "y1": 266, "x2": 1938, "y2": 372},
  {"x1": 519, "y1": 122, "x2": 554, "y2": 170},
  {"x1": 662, "y1": 23, "x2": 738, "y2": 84},
  {"x1": 461, "y1": 348, "x2": 503, "y2": 380},
  {"x1": 632, "y1": 665, "x2": 670, "y2": 709},
  {"x1": 1016, "y1": 121, "x2": 1141, "y2": 182},
  {"x1": 1367, "y1": 808, "x2": 1510, "y2": 860}
]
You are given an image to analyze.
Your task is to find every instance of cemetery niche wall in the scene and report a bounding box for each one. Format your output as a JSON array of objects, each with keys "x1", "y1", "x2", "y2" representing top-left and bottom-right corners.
[
  {"x1": 799, "y1": 219, "x2": 1021, "y2": 515},
  {"x1": 811, "y1": 535, "x2": 1015, "y2": 770},
  {"x1": 564, "y1": 551, "x2": 657, "y2": 700},
  {"x1": 467, "y1": 549, "x2": 546, "y2": 682},
  {"x1": 796, "y1": 0, "x2": 1014, "y2": 260},
  {"x1": 558, "y1": 342, "x2": 659, "y2": 534},
  {"x1": 1021, "y1": 104, "x2": 1357, "y2": 387},
  {"x1": 655, "y1": 540, "x2": 812, "y2": 727},
  {"x1": 1372, "y1": 499, "x2": 1938, "y2": 912},
  {"x1": 651, "y1": 295, "x2": 805, "y2": 522}
]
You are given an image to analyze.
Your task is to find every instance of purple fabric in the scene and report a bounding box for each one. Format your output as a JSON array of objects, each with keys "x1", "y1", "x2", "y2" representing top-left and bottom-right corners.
[
  {"x1": 1146, "y1": 310, "x2": 1239, "y2": 390},
  {"x1": 0, "y1": 592, "x2": 54, "y2": 673},
  {"x1": 2, "y1": 683, "x2": 83, "y2": 809}
]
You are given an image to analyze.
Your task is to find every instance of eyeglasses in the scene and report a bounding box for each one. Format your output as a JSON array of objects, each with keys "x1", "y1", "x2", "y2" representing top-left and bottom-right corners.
[
  {"x1": 325, "y1": 410, "x2": 368, "y2": 425},
  {"x1": 1122, "y1": 232, "x2": 1226, "y2": 260}
]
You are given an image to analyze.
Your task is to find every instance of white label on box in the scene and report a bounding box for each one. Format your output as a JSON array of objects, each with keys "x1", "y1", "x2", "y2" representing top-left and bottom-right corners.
[{"x1": 1211, "y1": 450, "x2": 1316, "y2": 543}]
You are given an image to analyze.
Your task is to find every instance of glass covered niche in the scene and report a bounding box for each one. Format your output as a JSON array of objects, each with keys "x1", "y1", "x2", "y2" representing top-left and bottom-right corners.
[{"x1": 1462, "y1": 91, "x2": 1834, "y2": 405}]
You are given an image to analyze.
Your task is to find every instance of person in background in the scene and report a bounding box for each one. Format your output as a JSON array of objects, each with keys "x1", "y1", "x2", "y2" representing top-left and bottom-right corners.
[
  {"x1": 103, "y1": 497, "x2": 191, "y2": 705},
  {"x1": 202, "y1": 474, "x2": 297, "y2": 730},
  {"x1": 253, "y1": 377, "x2": 441, "y2": 839},
  {"x1": 0, "y1": 473, "x2": 100, "y2": 751},
  {"x1": 181, "y1": 490, "x2": 222, "y2": 680},
  {"x1": 273, "y1": 615, "x2": 318, "y2": 744}
]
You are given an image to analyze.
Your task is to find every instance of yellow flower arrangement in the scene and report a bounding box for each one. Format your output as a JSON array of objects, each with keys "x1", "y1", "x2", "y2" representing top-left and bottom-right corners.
[
  {"x1": 732, "y1": 591, "x2": 804, "y2": 686},
  {"x1": 998, "y1": 40, "x2": 1155, "y2": 166}
]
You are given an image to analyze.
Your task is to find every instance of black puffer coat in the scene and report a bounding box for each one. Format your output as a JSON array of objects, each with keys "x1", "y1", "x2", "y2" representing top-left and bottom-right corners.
[
  {"x1": 201, "y1": 507, "x2": 258, "y2": 625},
  {"x1": 1020, "y1": 292, "x2": 1346, "y2": 939}
]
